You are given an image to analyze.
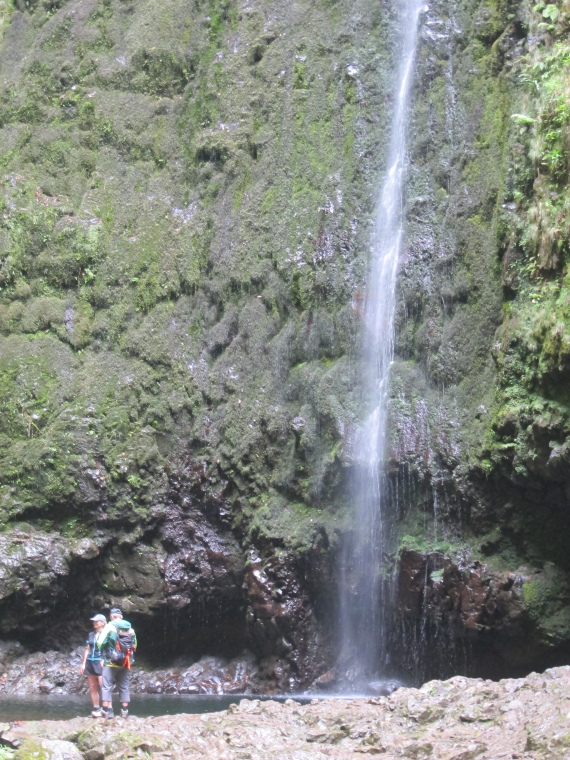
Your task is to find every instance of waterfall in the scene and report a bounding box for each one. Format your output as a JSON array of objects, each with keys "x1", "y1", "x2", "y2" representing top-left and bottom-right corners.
[{"x1": 338, "y1": 0, "x2": 423, "y2": 690}]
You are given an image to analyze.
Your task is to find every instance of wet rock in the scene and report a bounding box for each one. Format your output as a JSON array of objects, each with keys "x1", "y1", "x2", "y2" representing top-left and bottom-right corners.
[
  {"x1": 403, "y1": 741, "x2": 434, "y2": 758},
  {"x1": 82, "y1": 752, "x2": 105, "y2": 760},
  {"x1": 391, "y1": 548, "x2": 554, "y2": 679},
  {"x1": 0, "y1": 529, "x2": 74, "y2": 633},
  {"x1": 0, "y1": 728, "x2": 23, "y2": 749},
  {"x1": 368, "y1": 680, "x2": 401, "y2": 696},
  {"x1": 162, "y1": 520, "x2": 244, "y2": 613},
  {"x1": 0, "y1": 640, "x2": 24, "y2": 668},
  {"x1": 306, "y1": 728, "x2": 346, "y2": 743},
  {"x1": 16, "y1": 739, "x2": 84, "y2": 760},
  {"x1": 406, "y1": 697, "x2": 444, "y2": 724},
  {"x1": 71, "y1": 539, "x2": 100, "y2": 561},
  {"x1": 0, "y1": 650, "x2": 258, "y2": 697},
  {"x1": 244, "y1": 537, "x2": 336, "y2": 692}
]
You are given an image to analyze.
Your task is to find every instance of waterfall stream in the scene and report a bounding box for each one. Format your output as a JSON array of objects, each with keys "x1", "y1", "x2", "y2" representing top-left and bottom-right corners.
[{"x1": 338, "y1": 0, "x2": 423, "y2": 690}]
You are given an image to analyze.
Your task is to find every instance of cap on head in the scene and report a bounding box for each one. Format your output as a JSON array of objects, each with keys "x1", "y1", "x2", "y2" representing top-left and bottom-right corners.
[
  {"x1": 110, "y1": 608, "x2": 122, "y2": 616},
  {"x1": 90, "y1": 614, "x2": 106, "y2": 623},
  {"x1": 115, "y1": 620, "x2": 132, "y2": 631}
]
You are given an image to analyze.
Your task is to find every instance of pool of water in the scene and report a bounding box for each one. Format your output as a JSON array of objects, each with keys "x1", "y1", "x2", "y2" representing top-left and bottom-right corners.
[{"x1": 0, "y1": 694, "x2": 311, "y2": 722}]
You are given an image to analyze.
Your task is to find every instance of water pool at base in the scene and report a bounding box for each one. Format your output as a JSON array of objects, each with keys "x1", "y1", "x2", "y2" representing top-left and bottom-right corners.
[{"x1": 0, "y1": 694, "x2": 312, "y2": 722}]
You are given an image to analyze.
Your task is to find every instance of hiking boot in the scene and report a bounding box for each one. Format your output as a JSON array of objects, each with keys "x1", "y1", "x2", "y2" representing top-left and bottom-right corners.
[
  {"x1": 103, "y1": 708, "x2": 114, "y2": 720},
  {"x1": 91, "y1": 708, "x2": 102, "y2": 718},
  {"x1": 120, "y1": 708, "x2": 129, "y2": 719}
]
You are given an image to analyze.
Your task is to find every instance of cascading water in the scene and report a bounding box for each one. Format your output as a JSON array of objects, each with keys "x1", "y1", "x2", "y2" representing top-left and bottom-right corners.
[{"x1": 338, "y1": 0, "x2": 423, "y2": 691}]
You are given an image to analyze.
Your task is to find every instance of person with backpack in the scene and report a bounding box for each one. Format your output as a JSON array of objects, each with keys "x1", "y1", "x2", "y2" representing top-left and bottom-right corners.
[
  {"x1": 80, "y1": 614, "x2": 106, "y2": 718},
  {"x1": 99, "y1": 619, "x2": 137, "y2": 719}
]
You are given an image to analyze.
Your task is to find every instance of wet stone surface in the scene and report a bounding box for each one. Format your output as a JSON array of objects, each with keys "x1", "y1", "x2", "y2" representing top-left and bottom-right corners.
[
  {"x1": 2, "y1": 666, "x2": 570, "y2": 759},
  {"x1": 0, "y1": 650, "x2": 259, "y2": 697}
]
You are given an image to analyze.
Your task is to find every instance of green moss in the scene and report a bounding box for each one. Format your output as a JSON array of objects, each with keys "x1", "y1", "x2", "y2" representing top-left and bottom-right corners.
[
  {"x1": 293, "y1": 61, "x2": 307, "y2": 90},
  {"x1": 244, "y1": 488, "x2": 339, "y2": 551},
  {"x1": 0, "y1": 0, "x2": 14, "y2": 43},
  {"x1": 398, "y1": 531, "x2": 469, "y2": 560},
  {"x1": 523, "y1": 579, "x2": 546, "y2": 614},
  {"x1": 260, "y1": 185, "x2": 276, "y2": 213},
  {"x1": 0, "y1": 0, "x2": 391, "y2": 590},
  {"x1": 41, "y1": 12, "x2": 72, "y2": 51},
  {"x1": 127, "y1": 49, "x2": 192, "y2": 97},
  {"x1": 13, "y1": 741, "x2": 49, "y2": 760},
  {"x1": 523, "y1": 565, "x2": 570, "y2": 644}
]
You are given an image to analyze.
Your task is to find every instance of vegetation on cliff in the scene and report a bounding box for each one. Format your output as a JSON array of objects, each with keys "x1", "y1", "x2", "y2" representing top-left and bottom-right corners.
[
  {"x1": 0, "y1": 0, "x2": 395, "y2": 685},
  {"x1": 389, "y1": 0, "x2": 570, "y2": 678}
]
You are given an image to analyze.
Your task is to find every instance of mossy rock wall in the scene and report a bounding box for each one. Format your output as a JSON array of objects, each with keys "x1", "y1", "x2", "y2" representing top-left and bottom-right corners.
[
  {"x1": 0, "y1": 0, "x2": 400, "y2": 687},
  {"x1": 386, "y1": 0, "x2": 570, "y2": 679}
]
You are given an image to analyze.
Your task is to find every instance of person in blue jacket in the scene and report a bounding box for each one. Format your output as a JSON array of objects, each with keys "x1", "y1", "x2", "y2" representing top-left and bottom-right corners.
[{"x1": 80, "y1": 614, "x2": 106, "y2": 718}]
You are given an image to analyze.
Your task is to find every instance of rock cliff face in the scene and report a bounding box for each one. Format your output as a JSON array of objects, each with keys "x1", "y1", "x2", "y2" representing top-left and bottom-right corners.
[
  {"x1": 0, "y1": 0, "x2": 390, "y2": 688},
  {"x1": 0, "y1": 0, "x2": 569, "y2": 688},
  {"x1": 386, "y1": 0, "x2": 570, "y2": 680}
]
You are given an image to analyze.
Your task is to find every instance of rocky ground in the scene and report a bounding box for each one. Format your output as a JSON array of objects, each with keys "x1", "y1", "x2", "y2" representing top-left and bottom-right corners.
[{"x1": 1, "y1": 666, "x2": 569, "y2": 759}]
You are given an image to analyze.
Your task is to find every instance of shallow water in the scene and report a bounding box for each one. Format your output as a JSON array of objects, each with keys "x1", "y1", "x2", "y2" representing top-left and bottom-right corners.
[{"x1": 0, "y1": 694, "x2": 310, "y2": 722}]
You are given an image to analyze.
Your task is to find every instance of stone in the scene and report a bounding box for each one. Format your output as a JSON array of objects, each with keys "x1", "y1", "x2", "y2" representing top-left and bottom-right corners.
[
  {"x1": 14, "y1": 739, "x2": 84, "y2": 760},
  {"x1": 403, "y1": 742, "x2": 434, "y2": 758},
  {"x1": 71, "y1": 539, "x2": 100, "y2": 561}
]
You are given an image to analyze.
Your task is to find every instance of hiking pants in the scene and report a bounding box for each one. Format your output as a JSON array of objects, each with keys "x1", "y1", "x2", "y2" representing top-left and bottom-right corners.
[{"x1": 102, "y1": 665, "x2": 130, "y2": 703}]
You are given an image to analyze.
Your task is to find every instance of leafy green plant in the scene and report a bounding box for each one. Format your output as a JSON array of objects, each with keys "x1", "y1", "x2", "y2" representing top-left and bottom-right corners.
[
  {"x1": 543, "y1": 3, "x2": 559, "y2": 22},
  {"x1": 511, "y1": 113, "x2": 535, "y2": 126},
  {"x1": 533, "y1": 2, "x2": 560, "y2": 22}
]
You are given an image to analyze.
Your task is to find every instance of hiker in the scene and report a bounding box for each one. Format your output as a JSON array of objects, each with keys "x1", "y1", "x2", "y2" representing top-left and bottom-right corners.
[
  {"x1": 99, "y1": 618, "x2": 137, "y2": 719},
  {"x1": 80, "y1": 614, "x2": 106, "y2": 718}
]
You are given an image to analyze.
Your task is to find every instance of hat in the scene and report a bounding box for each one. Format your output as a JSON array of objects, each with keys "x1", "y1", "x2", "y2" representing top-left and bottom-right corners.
[
  {"x1": 110, "y1": 608, "x2": 123, "y2": 616},
  {"x1": 115, "y1": 620, "x2": 132, "y2": 631},
  {"x1": 90, "y1": 614, "x2": 106, "y2": 623}
]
